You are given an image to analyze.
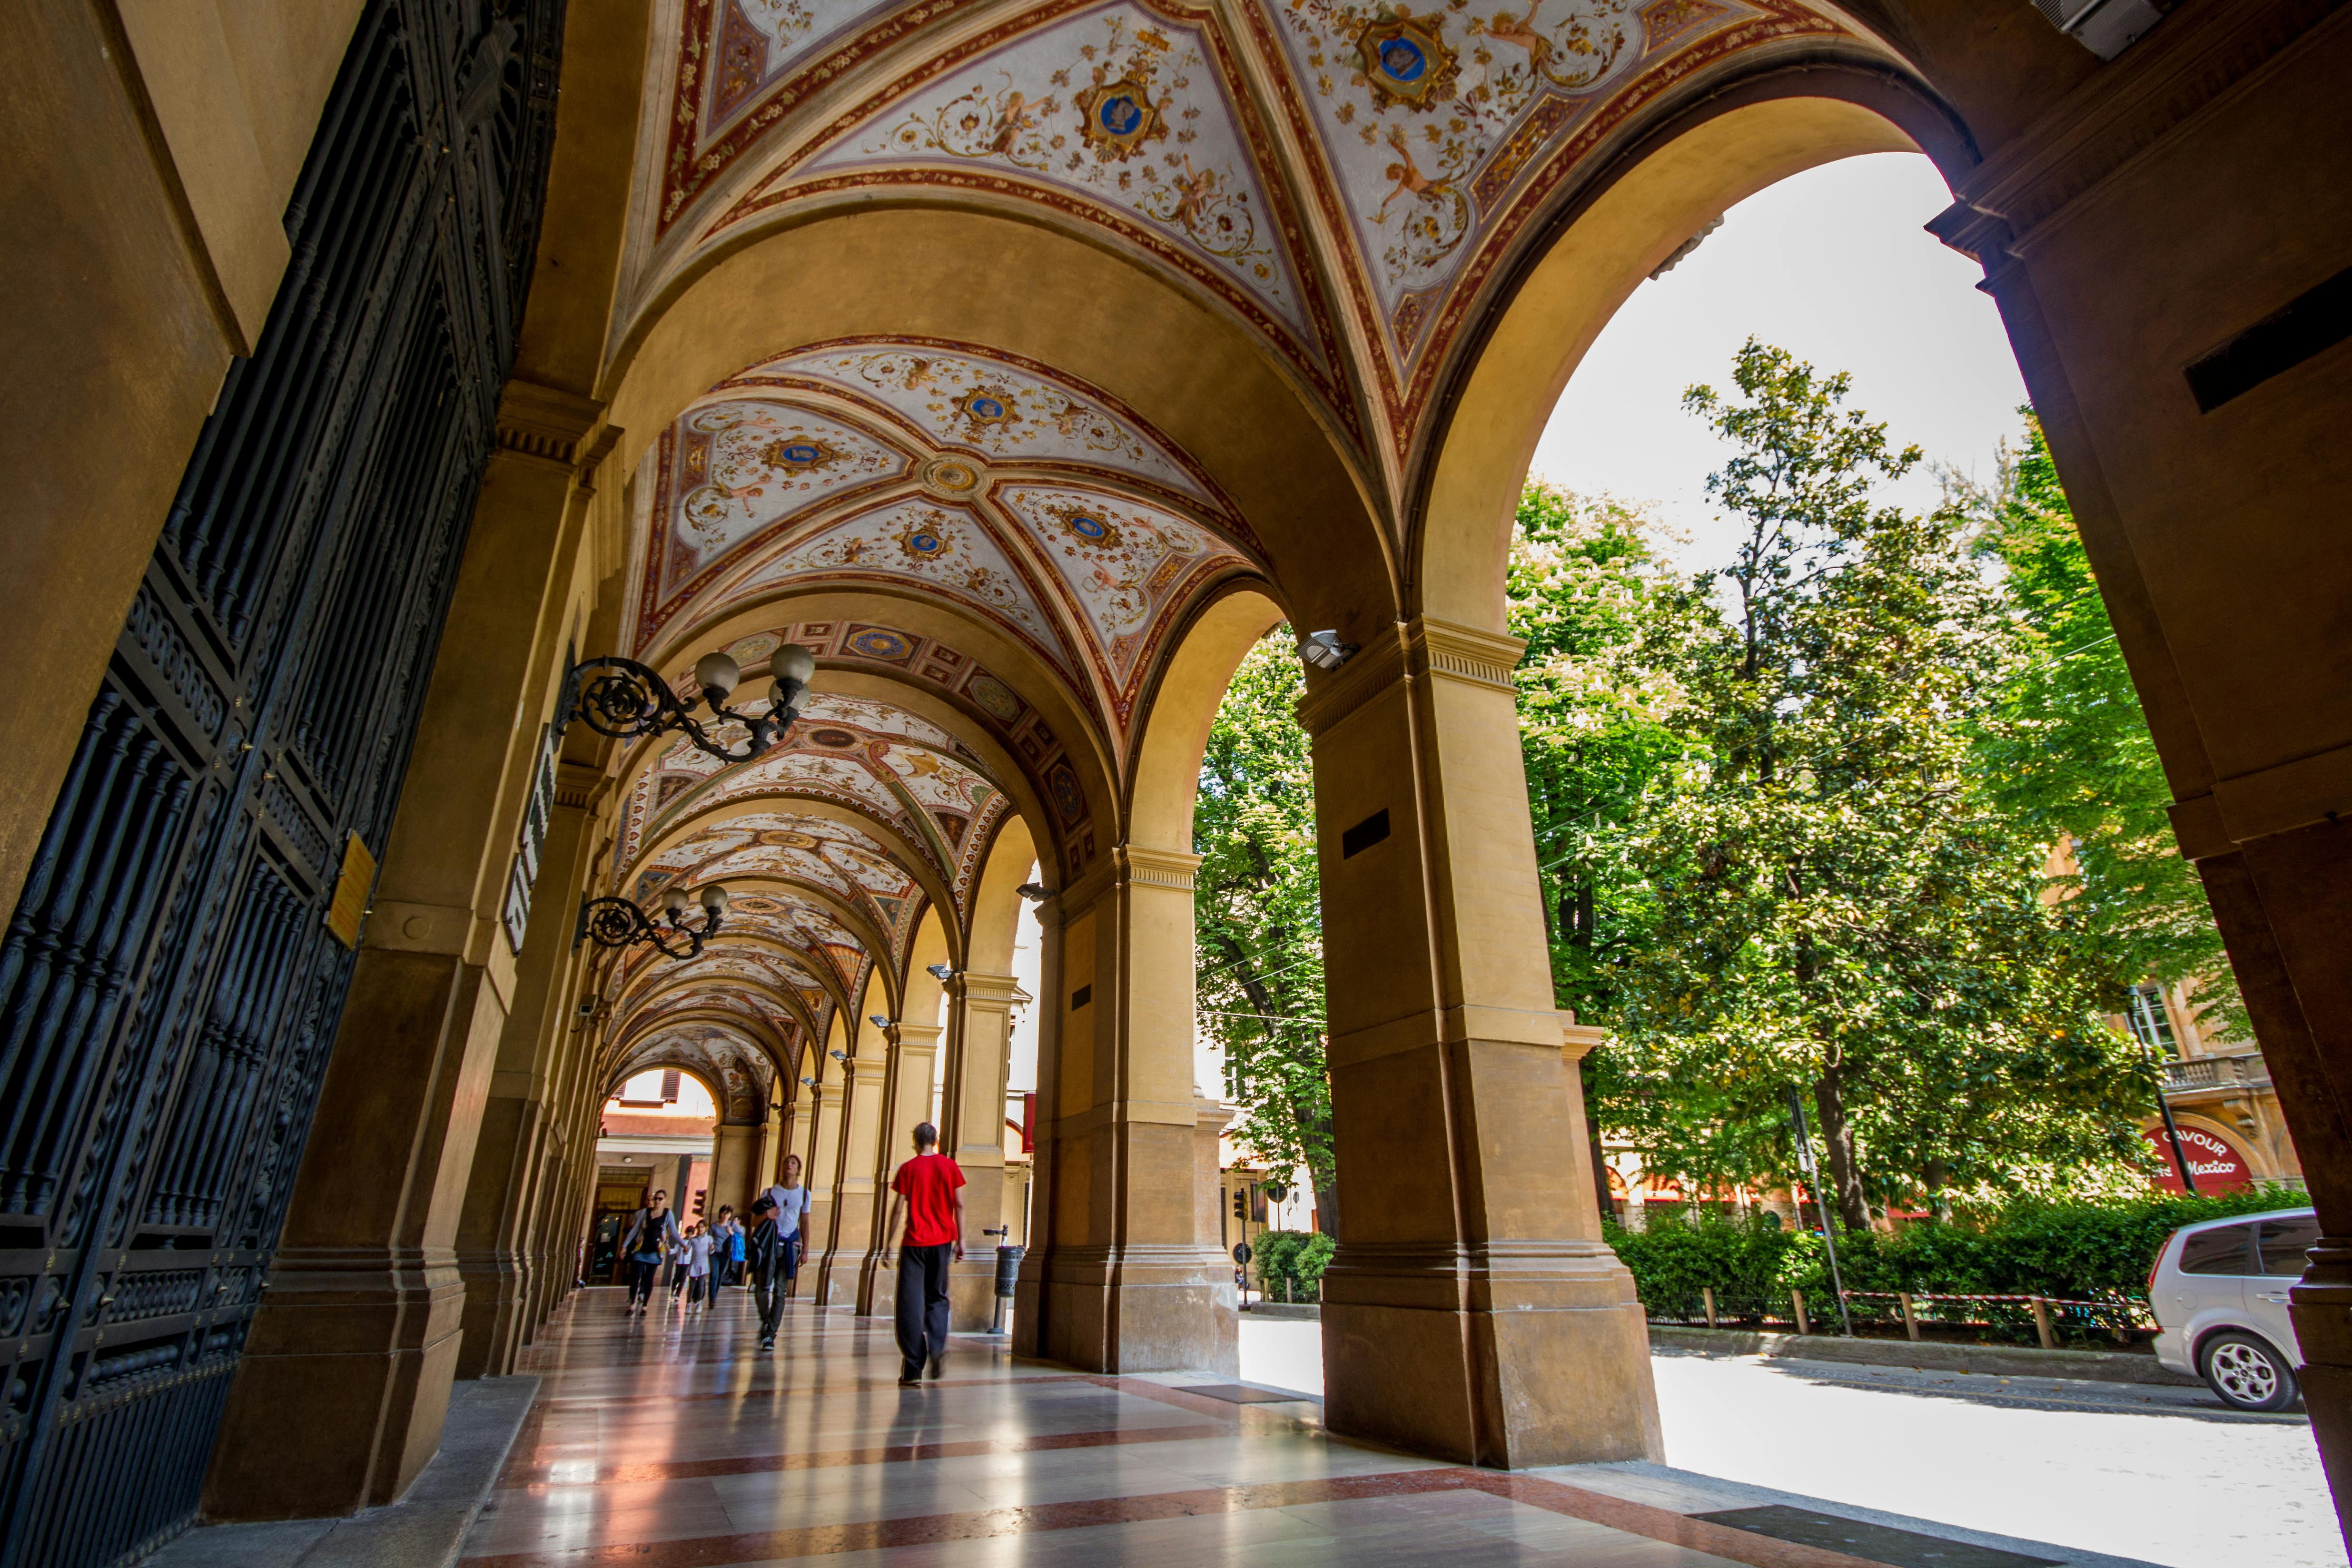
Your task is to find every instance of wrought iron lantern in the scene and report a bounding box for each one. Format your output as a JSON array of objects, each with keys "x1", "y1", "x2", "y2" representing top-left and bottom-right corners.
[
  {"x1": 578, "y1": 882, "x2": 730, "y2": 959},
  {"x1": 557, "y1": 642, "x2": 818, "y2": 764}
]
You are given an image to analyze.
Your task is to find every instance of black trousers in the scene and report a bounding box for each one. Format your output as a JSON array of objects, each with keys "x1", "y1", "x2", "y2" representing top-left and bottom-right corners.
[
  {"x1": 895, "y1": 1243, "x2": 952, "y2": 1378},
  {"x1": 627, "y1": 1257, "x2": 657, "y2": 1305},
  {"x1": 754, "y1": 1277, "x2": 785, "y2": 1341}
]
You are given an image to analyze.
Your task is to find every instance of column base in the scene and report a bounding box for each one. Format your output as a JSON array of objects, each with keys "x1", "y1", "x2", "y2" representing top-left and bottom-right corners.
[
  {"x1": 204, "y1": 1246, "x2": 468, "y2": 1519},
  {"x1": 454, "y1": 1250, "x2": 525, "y2": 1379},
  {"x1": 1014, "y1": 1243, "x2": 1236, "y2": 1375},
  {"x1": 1321, "y1": 1240, "x2": 1661, "y2": 1468},
  {"x1": 949, "y1": 1251, "x2": 1000, "y2": 1333}
]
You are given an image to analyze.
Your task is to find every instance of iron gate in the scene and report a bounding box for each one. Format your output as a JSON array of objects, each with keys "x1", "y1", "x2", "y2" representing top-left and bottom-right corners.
[{"x1": 0, "y1": 2, "x2": 561, "y2": 1563}]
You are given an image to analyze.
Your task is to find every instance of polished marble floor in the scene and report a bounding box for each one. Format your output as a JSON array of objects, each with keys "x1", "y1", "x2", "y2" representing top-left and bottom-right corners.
[{"x1": 470, "y1": 1288, "x2": 2144, "y2": 1568}]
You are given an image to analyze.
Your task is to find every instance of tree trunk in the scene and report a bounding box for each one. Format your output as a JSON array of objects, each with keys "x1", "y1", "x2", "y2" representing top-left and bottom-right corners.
[
  {"x1": 1813, "y1": 1070, "x2": 1871, "y2": 1233},
  {"x1": 1581, "y1": 1057, "x2": 1616, "y2": 1224}
]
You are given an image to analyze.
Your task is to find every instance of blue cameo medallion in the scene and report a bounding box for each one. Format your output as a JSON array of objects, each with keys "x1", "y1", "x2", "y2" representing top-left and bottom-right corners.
[{"x1": 1380, "y1": 37, "x2": 1426, "y2": 81}]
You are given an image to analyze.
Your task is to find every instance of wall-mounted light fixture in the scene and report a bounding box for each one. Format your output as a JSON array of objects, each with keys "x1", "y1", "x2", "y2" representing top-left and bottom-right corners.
[
  {"x1": 926, "y1": 963, "x2": 955, "y2": 982},
  {"x1": 557, "y1": 643, "x2": 817, "y2": 764},
  {"x1": 830, "y1": 1048, "x2": 848, "y2": 1062},
  {"x1": 1297, "y1": 630, "x2": 1358, "y2": 672},
  {"x1": 800, "y1": 1075, "x2": 817, "y2": 1088},
  {"x1": 1015, "y1": 883, "x2": 1050, "y2": 902},
  {"x1": 869, "y1": 1014, "x2": 896, "y2": 1031},
  {"x1": 577, "y1": 883, "x2": 729, "y2": 959}
]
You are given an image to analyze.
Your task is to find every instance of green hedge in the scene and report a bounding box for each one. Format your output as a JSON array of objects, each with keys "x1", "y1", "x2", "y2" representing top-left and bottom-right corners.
[
  {"x1": 1605, "y1": 1185, "x2": 2303, "y2": 1313},
  {"x1": 1252, "y1": 1230, "x2": 1336, "y2": 1299}
]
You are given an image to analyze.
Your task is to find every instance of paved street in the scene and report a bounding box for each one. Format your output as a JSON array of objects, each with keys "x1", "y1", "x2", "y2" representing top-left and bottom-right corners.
[{"x1": 1239, "y1": 1319, "x2": 2340, "y2": 1568}]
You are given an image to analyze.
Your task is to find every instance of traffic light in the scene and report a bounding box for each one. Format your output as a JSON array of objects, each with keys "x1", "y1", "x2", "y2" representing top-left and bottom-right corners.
[{"x1": 1231, "y1": 1187, "x2": 1246, "y2": 1221}]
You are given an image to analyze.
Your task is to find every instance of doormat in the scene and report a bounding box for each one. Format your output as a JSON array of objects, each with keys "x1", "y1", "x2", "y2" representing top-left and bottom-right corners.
[
  {"x1": 1180, "y1": 1384, "x2": 1317, "y2": 1403},
  {"x1": 1692, "y1": 1505, "x2": 2060, "y2": 1568}
]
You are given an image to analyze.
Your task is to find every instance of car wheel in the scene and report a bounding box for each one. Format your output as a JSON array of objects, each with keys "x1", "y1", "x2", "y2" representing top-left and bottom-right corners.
[{"x1": 2200, "y1": 1330, "x2": 2300, "y2": 1412}]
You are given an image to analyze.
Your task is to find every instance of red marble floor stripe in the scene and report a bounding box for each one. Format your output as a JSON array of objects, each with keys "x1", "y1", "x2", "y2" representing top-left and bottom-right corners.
[
  {"x1": 504, "y1": 1423, "x2": 1231, "y2": 1487},
  {"x1": 464, "y1": 1460, "x2": 1904, "y2": 1568},
  {"x1": 462, "y1": 1469, "x2": 1460, "y2": 1568},
  {"x1": 536, "y1": 1371, "x2": 1077, "y2": 1411}
]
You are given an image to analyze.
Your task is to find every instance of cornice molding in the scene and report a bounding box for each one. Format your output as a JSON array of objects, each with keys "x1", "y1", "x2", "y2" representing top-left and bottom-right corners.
[
  {"x1": 1295, "y1": 616, "x2": 1525, "y2": 738},
  {"x1": 1942, "y1": 0, "x2": 2343, "y2": 257},
  {"x1": 1117, "y1": 843, "x2": 1203, "y2": 892},
  {"x1": 494, "y1": 377, "x2": 604, "y2": 470}
]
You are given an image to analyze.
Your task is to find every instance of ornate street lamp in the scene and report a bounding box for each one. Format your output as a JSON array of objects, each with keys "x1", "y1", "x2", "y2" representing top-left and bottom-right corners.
[
  {"x1": 577, "y1": 882, "x2": 731, "y2": 959},
  {"x1": 557, "y1": 643, "x2": 818, "y2": 764}
]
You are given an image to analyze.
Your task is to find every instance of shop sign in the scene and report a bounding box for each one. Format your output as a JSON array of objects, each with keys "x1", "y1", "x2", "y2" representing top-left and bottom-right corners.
[{"x1": 2143, "y1": 1124, "x2": 2252, "y2": 1191}]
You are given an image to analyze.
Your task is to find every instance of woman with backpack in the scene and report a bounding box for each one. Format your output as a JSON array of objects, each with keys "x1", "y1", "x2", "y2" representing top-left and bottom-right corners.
[{"x1": 620, "y1": 1189, "x2": 681, "y2": 1315}]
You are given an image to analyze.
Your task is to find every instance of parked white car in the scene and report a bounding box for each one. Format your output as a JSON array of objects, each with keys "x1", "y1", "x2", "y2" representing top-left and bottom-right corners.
[{"x1": 2149, "y1": 1205, "x2": 2313, "y2": 1412}]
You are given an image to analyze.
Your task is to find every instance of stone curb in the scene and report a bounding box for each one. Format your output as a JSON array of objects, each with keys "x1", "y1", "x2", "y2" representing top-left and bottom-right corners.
[
  {"x1": 1647, "y1": 1324, "x2": 2203, "y2": 1385},
  {"x1": 139, "y1": 1375, "x2": 540, "y2": 1568},
  {"x1": 1241, "y1": 1302, "x2": 1323, "y2": 1321}
]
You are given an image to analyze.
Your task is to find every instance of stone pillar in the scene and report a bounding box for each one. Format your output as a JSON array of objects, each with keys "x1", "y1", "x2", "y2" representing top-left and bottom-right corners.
[
  {"x1": 454, "y1": 759, "x2": 604, "y2": 1379},
  {"x1": 795, "y1": 1083, "x2": 843, "y2": 1299},
  {"x1": 709, "y1": 1119, "x2": 761, "y2": 1221},
  {"x1": 203, "y1": 383, "x2": 601, "y2": 1515},
  {"x1": 1195, "y1": 1097, "x2": 1237, "y2": 1291},
  {"x1": 1299, "y1": 616, "x2": 1659, "y2": 1469},
  {"x1": 860, "y1": 1022, "x2": 941, "y2": 1316},
  {"x1": 816, "y1": 1039, "x2": 889, "y2": 1306},
  {"x1": 1014, "y1": 845, "x2": 1236, "y2": 1374},
  {"x1": 2196, "y1": 835, "x2": 2352, "y2": 1519},
  {"x1": 943, "y1": 975, "x2": 1025, "y2": 1329}
]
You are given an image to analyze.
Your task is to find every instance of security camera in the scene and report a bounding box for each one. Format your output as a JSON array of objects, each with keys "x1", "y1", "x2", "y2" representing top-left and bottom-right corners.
[{"x1": 1297, "y1": 630, "x2": 1358, "y2": 672}]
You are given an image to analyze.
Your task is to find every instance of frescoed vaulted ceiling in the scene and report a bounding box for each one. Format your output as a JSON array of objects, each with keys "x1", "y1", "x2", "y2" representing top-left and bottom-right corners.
[
  {"x1": 634, "y1": 0, "x2": 1855, "y2": 456},
  {"x1": 609, "y1": 1023, "x2": 779, "y2": 1124},
  {"x1": 601, "y1": 0, "x2": 1877, "y2": 1087}
]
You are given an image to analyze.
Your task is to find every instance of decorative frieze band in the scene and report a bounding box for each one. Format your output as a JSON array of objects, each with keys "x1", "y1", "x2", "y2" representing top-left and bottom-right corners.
[{"x1": 1118, "y1": 843, "x2": 1202, "y2": 892}]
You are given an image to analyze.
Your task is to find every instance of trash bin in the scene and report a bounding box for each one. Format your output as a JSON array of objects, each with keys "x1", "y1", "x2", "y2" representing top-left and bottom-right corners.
[{"x1": 990, "y1": 1243, "x2": 1024, "y2": 1333}]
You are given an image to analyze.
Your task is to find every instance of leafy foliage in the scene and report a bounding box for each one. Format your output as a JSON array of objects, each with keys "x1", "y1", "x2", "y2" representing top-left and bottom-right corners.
[
  {"x1": 1250, "y1": 1229, "x2": 1338, "y2": 1300},
  {"x1": 1954, "y1": 413, "x2": 2247, "y2": 1039},
  {"x1": 1605, "y1": 1186, "x2": 2301, "y2": 1312},
  {"x1": 1593, "y1": 341, "x2": 2148, "y2": 1225},
  {"x1": 1195, "y1": 630, "x2": 1334, "y2": 1231}
]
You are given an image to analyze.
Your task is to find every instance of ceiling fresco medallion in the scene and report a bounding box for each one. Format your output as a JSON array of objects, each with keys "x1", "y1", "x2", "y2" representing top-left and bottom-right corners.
[
  {"x1": 919, "y1": 455, "x2": 984, "y2": 497},
  {"x1": 1076, "y1": 77, "x2": 1166, "y2": 160},
  {"x1": 956, "y1": 387, "x2": 1019, "y2": 433},
  {"x1": 895, "y1": 519, "x2": 954, "y2": 563},
  {"x1": 1357, "y1": 13, "x2": 1459, "y2": 108},
  {"x1": 761, "y1": 434, "x2": 843, "y2": 473}
]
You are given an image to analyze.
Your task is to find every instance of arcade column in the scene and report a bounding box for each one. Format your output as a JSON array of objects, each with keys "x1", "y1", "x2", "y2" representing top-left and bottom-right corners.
[{"x1": 1299, "y1": 616, "x2": 1660, "y2": 1468}]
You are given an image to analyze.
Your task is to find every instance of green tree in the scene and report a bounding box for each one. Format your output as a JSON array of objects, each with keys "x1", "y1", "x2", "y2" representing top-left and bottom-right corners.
[
  {"x1": 1955, "y1": 412, "x2": 2246, "y2": 1039},
  {"x1": 1194, "y1": 629, "x2": 1335, "y2": 1233},
  {"x1": 1605, "y1": 340, "x2": 2147, "y2": 1228}
]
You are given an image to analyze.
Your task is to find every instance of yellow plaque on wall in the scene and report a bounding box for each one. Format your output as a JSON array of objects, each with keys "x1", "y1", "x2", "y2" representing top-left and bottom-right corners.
[{"x1": 325, "y1": 832, "x2": 376, "y2": 949}]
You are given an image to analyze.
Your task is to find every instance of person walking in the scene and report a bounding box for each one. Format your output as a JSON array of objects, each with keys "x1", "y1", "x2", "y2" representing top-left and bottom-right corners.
[
  {"x1": 684, "y1": 1221, "x2": 713, "y2": 1309},
  {"x1": 621, "y1": 1189, "x2": 681, "y2": 1315},
  {"x1": 881, "y1": 1123, "x2": 964, "y2": 1387},
  {"x1": 763, "y1": 1154, "x2": 812, "y2": 1296},
  {"x1": 745, "y1": 1195, "x2": 787, "y2": 1349},
  {"x1": 716, "y1": 1205, "x2": 744, "y2": 1292},
  {"x1": 668, "y1": 1223, "x2": 692, "y2": 1305}
]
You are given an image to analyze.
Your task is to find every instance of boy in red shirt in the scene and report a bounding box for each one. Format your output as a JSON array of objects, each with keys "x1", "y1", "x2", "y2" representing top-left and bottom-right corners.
[{"x1": 883, "y1": 1122, "x2": 966, "y2": 1385}]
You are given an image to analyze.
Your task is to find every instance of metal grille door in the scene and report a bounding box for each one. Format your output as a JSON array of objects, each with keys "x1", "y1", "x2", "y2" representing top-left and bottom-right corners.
[{"x1": 0, "y1": 3, "x2": 561, "y2": 1563}]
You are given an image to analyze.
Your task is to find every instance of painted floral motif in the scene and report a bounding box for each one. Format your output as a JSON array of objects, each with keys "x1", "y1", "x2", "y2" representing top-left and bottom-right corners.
[
  {"x1": 1264, "y1": 0, "x2": 1754, "y2": 339},
  {"x1": 748, "y1": 343, "x2": 1211, "y2": 499},
  {"x1": 793, "y1": 5, "x2": 1309, "y2": 336},
  {"x1": 729, "y1": 498, "x2": 1074, "y2": 672},
  {"x1": 996, "y1": 484, "x2": 1243, "y2": 686},
  {"x1": 659, "y1": 400, "x2": 907, "y2": 605}
]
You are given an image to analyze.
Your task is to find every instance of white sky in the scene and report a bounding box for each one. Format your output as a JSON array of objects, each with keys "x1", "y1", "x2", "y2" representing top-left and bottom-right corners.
[{"x1": 1529, "y1": 152, "x2": 2032, "y2": 573}]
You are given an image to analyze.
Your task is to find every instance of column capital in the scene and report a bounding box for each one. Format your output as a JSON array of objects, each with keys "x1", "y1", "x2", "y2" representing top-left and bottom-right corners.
[
  {"x1": 1295, "y1": 615, "x2": 1525, "y2": 737},
  {"x1": 949, "y1": 970, "x2": 1030, "y2": 1008},
  {"x1": 1560, "y1": 1012, "x2": 1606, "y2": 1065},
  {"x1": 493, "y1": 377, "x2": 604, "y2": 471},
  {"x1": 1063, "y1": 841, "x2": 1203, "y2": 909},
  {"x1": 894, "y1": 1021, "x2": 944, "y2": 1049}
]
